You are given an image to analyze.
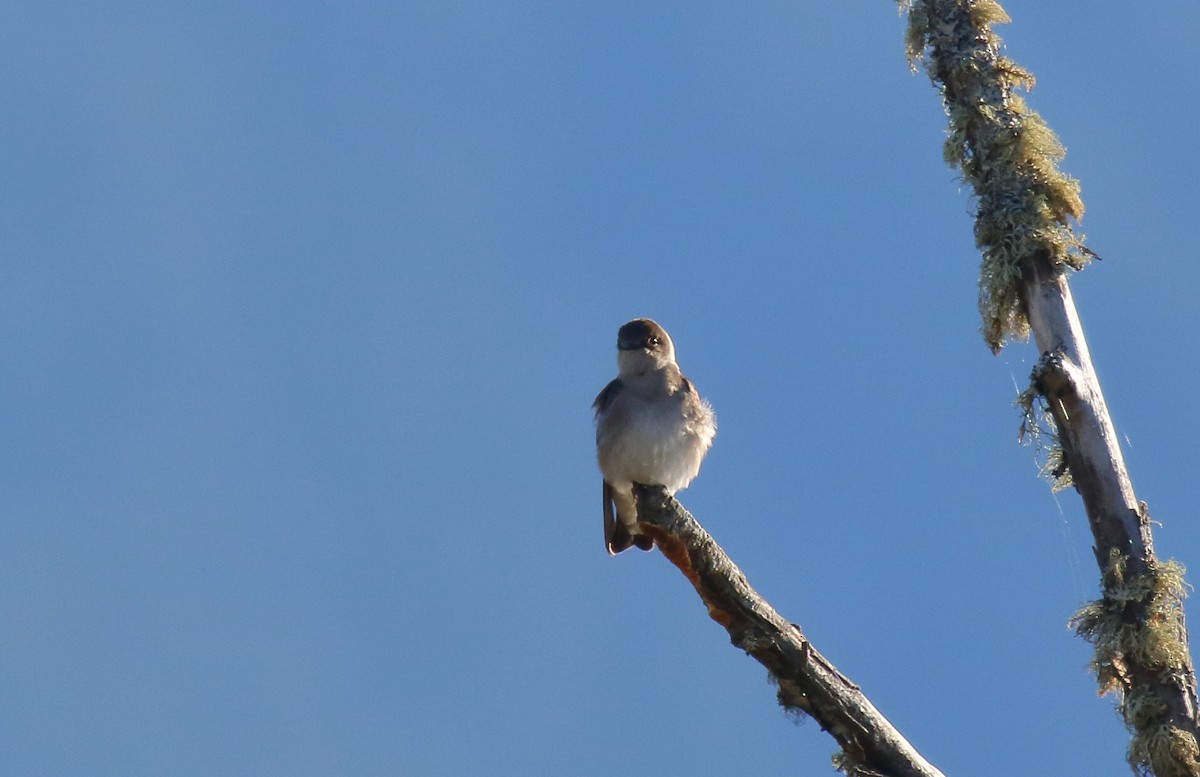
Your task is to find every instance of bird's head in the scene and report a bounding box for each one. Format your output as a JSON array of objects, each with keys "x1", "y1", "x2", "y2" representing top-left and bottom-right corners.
[{"x1": 616, "y1": 318, "x2": 677, "y2": 374}]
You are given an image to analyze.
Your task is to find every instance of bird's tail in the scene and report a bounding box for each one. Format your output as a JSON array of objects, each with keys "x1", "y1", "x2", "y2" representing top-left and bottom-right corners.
[{"x1": 603, "y1": 481, "x2": 653, "y2": 555}]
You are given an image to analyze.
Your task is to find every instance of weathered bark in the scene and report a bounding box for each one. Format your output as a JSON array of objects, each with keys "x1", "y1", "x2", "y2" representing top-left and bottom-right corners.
[
  {"x1": 633, "y1": 484, "x2": 945, "y2": 777},
  {"x1": 1021, "y1": 256, "x2": 1200, "y2": 769},
  {"x1": 1020, "y1": 255, "x2": 1152, "y2": 564}
]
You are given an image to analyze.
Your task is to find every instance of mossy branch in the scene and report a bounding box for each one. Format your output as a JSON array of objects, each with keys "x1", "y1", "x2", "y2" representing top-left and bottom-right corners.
[
  {"x1": 632, "y1": 484, "x2": 945, "y2": 777},
  {"x1": 900, "y1": 2, "x2": 1200, "y2": 774},
  {"x1": 1070, "y1": 550, "x2": 1199, "y2": 777},
  {"x1": 900, "y1": 0, "x2": 1090, "y2": 353}
]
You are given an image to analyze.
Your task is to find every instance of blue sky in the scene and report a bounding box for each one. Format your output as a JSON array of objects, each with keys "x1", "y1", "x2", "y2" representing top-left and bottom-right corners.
[{"x1": 3, "y1": 3, "x2": 1198, "y2": 775}]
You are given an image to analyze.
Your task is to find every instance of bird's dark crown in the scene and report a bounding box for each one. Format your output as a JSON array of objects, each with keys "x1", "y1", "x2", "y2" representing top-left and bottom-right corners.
[{"x1": 617, "y1": 318, "x2": 669, "y2": 352}]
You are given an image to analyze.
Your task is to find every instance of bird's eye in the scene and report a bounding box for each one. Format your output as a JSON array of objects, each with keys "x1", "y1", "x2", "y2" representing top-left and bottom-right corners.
[{"x1": 648, "y1": 336, "x2": 660, "y2": 347}]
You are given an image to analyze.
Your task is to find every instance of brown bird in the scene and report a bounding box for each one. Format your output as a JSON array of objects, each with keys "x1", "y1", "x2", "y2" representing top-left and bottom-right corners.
[{"x1": 593, "y1": 319, "x2": 716, "y2": 554}]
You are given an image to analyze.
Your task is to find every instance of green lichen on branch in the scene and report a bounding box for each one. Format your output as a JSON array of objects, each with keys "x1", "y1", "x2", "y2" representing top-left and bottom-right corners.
[
  {"x1": 899, "y1": 0, "x2": 1093, "y2": 352},
  {"x1": 1070, "y1": 548, "x2": 1200, "y2": 776},
  {"x1": 1016, "y1": 384, "x2": 1072, "y2": 492}
]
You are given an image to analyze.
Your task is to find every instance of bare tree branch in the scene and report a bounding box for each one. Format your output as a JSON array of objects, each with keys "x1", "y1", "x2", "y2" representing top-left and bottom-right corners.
[
  {"x1": 633, "y1": 484, "x2": 945, "y2": 777},
  {"x1": 1024, "y1": 257, "x2": 1200, "y2": 775}
]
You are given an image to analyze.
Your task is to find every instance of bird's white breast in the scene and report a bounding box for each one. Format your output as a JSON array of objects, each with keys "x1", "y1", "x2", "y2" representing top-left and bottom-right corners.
[{"x1": 597, "y1": 389, "x2": 715, "y2": 493}]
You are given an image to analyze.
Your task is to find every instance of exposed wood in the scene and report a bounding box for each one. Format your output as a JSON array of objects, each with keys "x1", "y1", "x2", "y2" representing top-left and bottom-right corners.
[
  {"x1": 633, "y1": 484, "x2": 946, "y2": 777},
  {"x1": 1020, "y1": 257, "x2": 1200, "y2": 741},
  {"x1": 1021, "y1": 254, "x2": 1150, "y2": 563}
]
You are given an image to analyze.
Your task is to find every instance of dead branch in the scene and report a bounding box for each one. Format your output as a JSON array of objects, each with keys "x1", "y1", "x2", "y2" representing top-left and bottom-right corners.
[
  {"x1": 901, "y1": 1, "x2": 1200, "y2": 773},
  {"x1": 634, "y1": 484, "x2": 945, "y2": 777}
]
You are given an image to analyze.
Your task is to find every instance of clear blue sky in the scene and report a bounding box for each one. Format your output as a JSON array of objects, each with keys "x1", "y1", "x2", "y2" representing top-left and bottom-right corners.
[{"x1": 3, "y1": 3, "x2": 1198, "y2": 775}]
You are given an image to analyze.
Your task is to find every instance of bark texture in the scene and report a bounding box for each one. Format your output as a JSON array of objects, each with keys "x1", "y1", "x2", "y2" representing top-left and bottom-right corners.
[{"x1": 633, "y1": 484, "x2": 945, "y2": 777}]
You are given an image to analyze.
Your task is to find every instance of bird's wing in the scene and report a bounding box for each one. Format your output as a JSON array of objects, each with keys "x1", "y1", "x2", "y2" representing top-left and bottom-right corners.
[{"x1": 592, "y1": 378, "x2": 623, "y2": 417}]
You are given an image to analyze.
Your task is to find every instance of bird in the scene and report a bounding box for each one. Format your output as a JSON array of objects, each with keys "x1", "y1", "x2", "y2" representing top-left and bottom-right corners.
[{"x1": 593, "y1": 318, "x2": 716, "y2": 554}]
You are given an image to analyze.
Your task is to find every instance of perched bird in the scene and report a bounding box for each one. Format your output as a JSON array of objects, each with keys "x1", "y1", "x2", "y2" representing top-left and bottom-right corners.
[{"x1": 593, "y1": 318, "x2": 716, "y2": 554}]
